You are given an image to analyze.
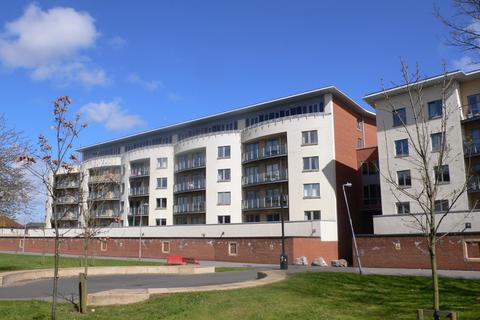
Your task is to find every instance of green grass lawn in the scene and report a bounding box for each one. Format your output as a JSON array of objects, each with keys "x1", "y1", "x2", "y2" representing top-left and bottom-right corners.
[
  {"x1": 0, "y1": 252, "x2": 167, "y2": 271},
  {"x1": 214, "y1": 266, "x2": 255, "y2": 272},
  {"x1": 0, "y1": 272, "x2": 478, "y2": 320}
]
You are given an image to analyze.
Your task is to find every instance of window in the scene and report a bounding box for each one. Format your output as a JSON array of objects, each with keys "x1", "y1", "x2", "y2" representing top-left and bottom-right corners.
[
  {"x1": 395, "y1": 139, "x2": 409, "y2": 157},
  {"x1": 363, "y1": 184, "x2": 381, "y2": 205},
  {"x1": 218, "y1": 215, "x2": 231, "y2": 224},
  {"x1": 218, "y1": 192, "x2": 231, "y2": 205},
  {"x1": 393, "y1": 108, "x2": 406, "y2": 126},
  {"x1": 162, "y1": 241, "x2": 170, "y2": 253},
  {"x1": 357, "y1": 138, "x2": 364, "y2": 149},
  {"x1": 304, "y1": 210, "x2": 321, "y2": 220},
  {"x1": 434, "y1": 165, "x2": 450, "y2": 183},
  {"x1": 267, "y1": 213, "x2": 280, "y2": 221},
  {"x1": 156, "y1": 218, "x2": 167, "y2": 226},
  {"x1": 228, "y1": 242, "x2": 238, "y2": 256},
  {"x1": 156, "y1": 157, "x2": 168, "y2": 169},
  {"x1": 468, "y1": 94, "x2": 480, "y2": 117},
  {"x1": 361, "y1": 161, "x2": 379, "y2": 175},
  {"x1": 100, "y1": 241, "x2": 107, "y2": 252},
  {"x1": 303, "y1": 183, "x2": 320, "y2": 198},
  {"x1": 428, "y1": 100, "x2": 443, "y2": 119},
  {"x1": 303, "y1": 157, "x2": 319, "y2": 171},
  {"x1": 246, "y1": 214, "x2": 260, "y2": 222},
  {"x1": 397, "y1": 170, "x2": 411, "y2": 187},
  {"x1": 302, "y1": 130, "x2": 318, "y2": 145},
  {"x1": 156, "y1": 198, "x2": 167, "y2": 209},
  {"x1": 396, "y1": 202, "x2": 410, "y2": 214},
  {"x1": 431, "y1": 133, "x2": 444, "y2": 152},
  {"x1": 218, "y1": 169, "x2": 231, "y2": 182},
  {"x1": 218, "y1": 146, "x2": 231, "y2": 159},
  {"x1": 357, "y1": 118, "x2": 363, "y2": 130},
  {"x1": 156, "y1": 177, "x2": 167, "y2": 189},
  {"x1": 434, "y1": 199, "x2": 449, "y2": 212}
]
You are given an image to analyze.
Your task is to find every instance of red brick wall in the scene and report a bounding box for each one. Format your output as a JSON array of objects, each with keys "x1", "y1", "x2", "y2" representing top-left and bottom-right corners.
[
  {"x1": 0, "y1": 236, "x2": 337, "y2": 265},
  {"x1": 356, "y1": 234, "x2": 480, "y2": 271}
]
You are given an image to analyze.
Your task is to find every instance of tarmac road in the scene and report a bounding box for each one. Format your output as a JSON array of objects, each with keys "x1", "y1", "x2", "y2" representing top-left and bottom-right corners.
[{"x1": 0, "y1": 270, "x2": 259, "y2": 301}]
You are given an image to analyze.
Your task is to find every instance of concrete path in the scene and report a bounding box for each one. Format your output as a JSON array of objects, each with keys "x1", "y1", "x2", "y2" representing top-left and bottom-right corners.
[{"x1": 0, "y1": 270, "x2": 258, "y2": 301}]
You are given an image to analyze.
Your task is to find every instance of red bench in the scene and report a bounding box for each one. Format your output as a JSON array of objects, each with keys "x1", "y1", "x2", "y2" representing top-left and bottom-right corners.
[{"x1": 166, "y1": 256, "x2": 199, "y2": 265}]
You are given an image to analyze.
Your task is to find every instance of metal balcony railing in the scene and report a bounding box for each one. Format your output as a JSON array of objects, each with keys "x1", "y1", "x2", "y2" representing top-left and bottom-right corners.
[
  {"x1": 469, "y1": 176, "x2": 480, "y2": 192},
  {"x1": 174, "y1": 179, "x2": 206, "y2": 193},
  {"x1": 242, "y1": 169, "x2": 288, "y2": 186},
  {"x1": 242, "y1": 196, "x2": 289, "y2": 210},
  {"x1": 129, "y1": 206, "x2": 149, "y2": 216},
  {"x1": 174, "y1": 158, "x2": 206, "y2": 172},
  {"x1": 54, "y1": 195, "x2": 79, "y2": 204},
  {"x1": 130, "y1": 167, "x2": 150, "y2": 177},
  {"x1": 56, "y1": 180, "x2": 80, "y2": 189},
  {"x1": 89, "y1": 173, "x2": 122, "y2": 184},
  {"x1": 89, "y1": 191, "x2": 121, "y2": 201},
  {"x1": 464, "y1": 140, "x2": 480, "y2": 157},
  {"x1": 129, "y1": 187, "x2": 149, "y2": 197},
  {"x1": 242, "y1": 144, "x2": 287, "y2": 163},
  {"x1": 53, "y1": 211, "x2": 79, "y2": 220},
  {"x1": 92, "y1": 209, "x2": 122, "y2": 218},
  {"x1": 173, "y1": 202, "x2": 206, "y2": 214},
  {"x1": 462, "y1": 103, "x2": 480, "y2": 120}
]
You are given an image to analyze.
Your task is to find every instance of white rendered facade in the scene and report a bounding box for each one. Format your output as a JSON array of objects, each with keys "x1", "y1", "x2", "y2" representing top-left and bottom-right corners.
[
  {"x1": 46, "y1": 87, "x2": 375, "y2": 244},
  {"x1": 364, "y1": 70, "x2": 480, "y2": 234}
]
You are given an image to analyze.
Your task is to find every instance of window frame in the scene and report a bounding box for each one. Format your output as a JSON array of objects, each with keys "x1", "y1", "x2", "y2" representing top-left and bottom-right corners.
[
  {"x1": 156, "y1": 157, "x2": 168, "y2": 169},
  {"x1": 218, "y1": 215, "x2": 231, "y2": 224},
  {"x1": 428, "y1": 100, "x2": 443, "y2": 120},
  {"x1": 303, "y1": 156, "x2": 319, "y2": 172},
  {"x1": 217, "y1": 168, "x2": 231, "y2": 182},
  {"x1": 156, "y1": 197, "x2": 167, "y2": 209},
  {"x1": 217, "y1": 192, "x2": 231, "y2": 205},
  {"x1": 394, "y1": 138, "x2": 409, "y2": 157},
  {"x1": 303, "y1": 183, "x2": 320, "y2": 198},
  {"x1": 393, "y1": 108, "x2": 407, "y2": 127},
  {"x1": 228, "y1": 242, "x2": 238, "y2": 256},
  {"x1": 434, "y1": 165, "x2": 450, "y2": 184},
  {"x1": 304, "y1": 210, "x2": 321, "y2": 220},
  {"x1": 302, "y1": 130, "x2": 318, "y2": 145},
  {"x1": 396, "y1": 202, "x2": 410, "y2": 214},
  {"x1": 156, "y1": 177, "x2": 168, "y2": 189},
  {"x1": 217, "y1": 146, "x2": 231, "y2": 159},
  {"x1": 397, "y1": 170, "x2": 411, "y2": 188}
]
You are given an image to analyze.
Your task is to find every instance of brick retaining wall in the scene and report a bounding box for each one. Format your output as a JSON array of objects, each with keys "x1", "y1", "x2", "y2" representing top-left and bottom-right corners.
[{"x1": 355, "y1": 233, "x2": 480, "y2": 270}]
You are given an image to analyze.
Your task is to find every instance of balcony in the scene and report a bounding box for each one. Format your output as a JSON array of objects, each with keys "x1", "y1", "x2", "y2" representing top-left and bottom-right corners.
[
  {"x1": 129, "y1": 187, "x2": 149, "y2": 197},
  {"x1": 92, "y1": 209, "x2": 122, "y2": 218},
  {"x1": 242, "y1": 144, "x2": 287, "y2": 163},
  {"x1": 53, "y1": 211, "x2": 79, "y2": 220},
  {"x1": 464, "y1": 140, "x2": 480, "y2": 157},
  {"x1": 56, "y1": 180, "x2": 80, "y2": 189},
  {"x1": 89, "y1": 191, "x2": 121, "y2": 201},
  {"x1": 173, "y1": 202, "x2": 206, "y2": 214},
  {"x1": 89, "y1": 174, "x2": 122, "y2": 184},
  {"x1": 130, "y1": 167, "x2": 150, "y2": 178},
  {"x1": 174, "y1": 158, "x2": 206, "y2": 173},
  {"x1": 129, "y1": 206, "x2": 149, "y2": 216},
  {"x1": 54, "y1": 195, "x2": 79, "y2": 205},
  {"x1": 242, "y1": 196, "x2": 289, "y2": 210},
  {"x1": 469, "y1": 176, "x2": 480, "y2": 193},
  {"x1": 242, "y1": 169, "x2": 288, "y2": 186},
  {"x1": 174, "y1": 179, "x2": 206, "y2": 193},
  {"x1": 462, "y1": 103, "x2": 480, "y2": 122}
]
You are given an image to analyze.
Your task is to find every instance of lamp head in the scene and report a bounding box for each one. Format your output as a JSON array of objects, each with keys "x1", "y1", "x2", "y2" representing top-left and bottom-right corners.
[{"x1": 343, "y1": 182, "x2": 352, "y2": 187}]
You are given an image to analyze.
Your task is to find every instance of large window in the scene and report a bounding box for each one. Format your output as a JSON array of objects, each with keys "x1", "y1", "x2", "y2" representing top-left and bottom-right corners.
[
  {"x1": 428, "y1": 100, "x2": 443, "y2": 119},
  {"x1": 303, "y1": 157, "x2": 319, "y2": 171},
  {"x1": 397, "y1": 170, "x2": 411, "y2": 187},
  {"x1": 156, "y1": 177, "x2": 167, "y2": 189},
  {"x1": 363, "y1": 184, "x2": 381, "y2": 205},
  {"x1": 218, "y1": 192, "x2": 231, "y2": 205},
  {"x1": 302, "y1": 130, "x2": 318, "y2": 145},
  {"x1": 303, "y1": 183, "x2": 320, "y2": 198},
  {"x1": 218, "y1": 146, "x2": 231, "y2": 159},
  {"x1": 393, "y1": 108, "x2": 406, "y2": 126},
  {"x1": 434, "y1": 165, "x2": 450, "y2": 183},
  {"x1": 431, "y1": 133, "x2": 444, "y2": 152},
  {"x1": 395, "y1": 139, "x2": 409, "y2": 157},
  {"x1": 434, "y1": 199, "x2": 449, "y2": 212},
  {"x1": 217, "y1": 169, "x2": 231, "y2": 182},
  {"x1": 156, "y1": 157, "x2": 168, "y2": 169},
  {"x1": 396, "y1": 202, "x2": 410, "y2": 214},
  {"x1": 468, "y1": 94, "x2": 480, "y2": 117},
  {"x1": 304, "y1": 210, "x2": 321, "y2": 220}
]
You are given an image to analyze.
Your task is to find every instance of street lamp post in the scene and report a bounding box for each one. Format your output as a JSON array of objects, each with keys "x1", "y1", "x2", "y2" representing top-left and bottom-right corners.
[
  {"x1": 342, "y1": 182, "x2": 362, "y2": 275},
  {"x1": 279, "y1": 193, "x2": 288, "y2": 270},
  {"x1": 139, "y1": 203, "x2": 147, "y2": 261}
]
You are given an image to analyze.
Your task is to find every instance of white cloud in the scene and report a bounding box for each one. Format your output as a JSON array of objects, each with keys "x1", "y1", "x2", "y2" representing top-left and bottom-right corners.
[
  {"x1": 167, "y1": 92, "x2": 181, "y2": 102},
  {"x1": 126, "y1": 73, "x2": 163, "y2": 91},
  {"x1": 0, "y1": 3, "x2": 107, "y2": 86},
  {"x1": 79, "y1": 99, "x2": 145, "y2": 131},
  {"x1": 108, "y1": 36, "x2": 127, "y2": 49},
  {"x1": 452, "y1": 56, "x2": 480, "y2": 72}
]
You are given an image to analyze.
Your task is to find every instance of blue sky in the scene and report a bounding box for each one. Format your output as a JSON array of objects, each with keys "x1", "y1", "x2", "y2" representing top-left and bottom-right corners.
[{"x1": 0, "y1": 0, "x2": 470, "y2": 218}]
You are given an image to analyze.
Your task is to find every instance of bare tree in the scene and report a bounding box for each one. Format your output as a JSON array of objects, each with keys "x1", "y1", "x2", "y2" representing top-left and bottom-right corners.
[
  {"x1": 436, "y1": 0, "x2": 480, "y2": 55},
  {"x1": 18, "y1": 96, "x2": 86, "y2": 320},
  {"x1": 378, "y1": 62, "x2": 471, "y2": 319},
  {"x1": 0, "y1": 115, "x2": 33, "y2": 219}
]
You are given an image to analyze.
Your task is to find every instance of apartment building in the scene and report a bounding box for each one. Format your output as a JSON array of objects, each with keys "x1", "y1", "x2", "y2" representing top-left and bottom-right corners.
[
  {"x1": 45, "y1": 87, "x2": 376, "y2": 260},
  {"x1": 363, "y1": 69, "x2": 480, "y2": 235}
]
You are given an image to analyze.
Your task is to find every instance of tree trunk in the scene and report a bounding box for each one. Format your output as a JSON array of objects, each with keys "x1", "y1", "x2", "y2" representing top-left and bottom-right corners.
[
  {"x1": 430, "y1": 235, "x2": 440, "y2": 320},
  {"x1": 51, "y1": 230, "x2": 60, "y2": 320}
]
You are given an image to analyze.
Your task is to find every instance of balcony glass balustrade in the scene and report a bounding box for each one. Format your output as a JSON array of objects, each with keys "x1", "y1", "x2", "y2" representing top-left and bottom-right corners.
[
  {"x1": 242, "y1": 144, "x2": 287, "y2": 163},
  {"x1": 242, "y1": 169, "x2": 288, "y2": 186},
  {"x1": 242, "y1": 196, "x2": 288, "y2": 210},
  {"x1": 173, "y1": 202, "x2": 206, "y2": 214},
  {"x1": 174, "y1": 157, "x2": 206, "y2": 172},
  {"x1": 129, "y1": 186, "x2": 149, "y2": 196},
  {"x1": 174, "y1": 179, "x2": 206, "y2": 193}
]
